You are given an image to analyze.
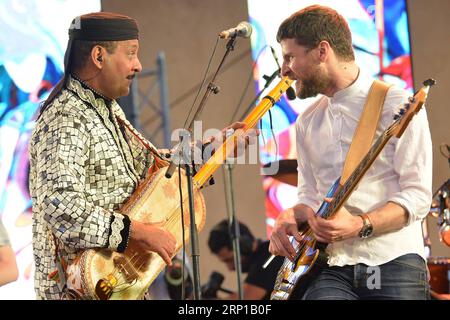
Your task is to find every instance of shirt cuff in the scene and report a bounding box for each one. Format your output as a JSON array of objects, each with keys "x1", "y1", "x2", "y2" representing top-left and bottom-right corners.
[
  {"x1": 387, "y1": 197, "x2": 415, "y2": 226},
  {"x1": 107, "y1": 212, "x2": 131, "y2": 253}
]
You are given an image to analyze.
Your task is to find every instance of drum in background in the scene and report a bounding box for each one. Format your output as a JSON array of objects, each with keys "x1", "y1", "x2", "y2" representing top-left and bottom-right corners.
[
  {"x1": 430, "y1": 179, "x2": 450, "y2": 246},
  {"x1": 427, "y1": 257, "x2": 450, "y2": 294}
]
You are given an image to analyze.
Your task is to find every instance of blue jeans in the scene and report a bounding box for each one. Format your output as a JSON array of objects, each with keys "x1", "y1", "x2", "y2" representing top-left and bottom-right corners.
[{"x1": 302, "y1": 254, "x2": 430, "y2": 300}]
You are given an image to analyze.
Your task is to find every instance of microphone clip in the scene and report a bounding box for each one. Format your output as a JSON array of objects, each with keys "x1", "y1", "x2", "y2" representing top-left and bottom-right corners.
[
  {"x1": 219, "y1": 21, "x2": 252, "y2": 39},
  {"x1": 165, "y1": 130, "x2": 193, "y2": 179}
]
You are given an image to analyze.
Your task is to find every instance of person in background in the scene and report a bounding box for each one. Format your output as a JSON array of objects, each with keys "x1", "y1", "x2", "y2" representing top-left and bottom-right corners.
[
  {"x1": 208, "y1": 219, "x2": 284, "y2": 300},
  {"x1": 0, "y1": 218, "x2": 19, "y2": 286}
]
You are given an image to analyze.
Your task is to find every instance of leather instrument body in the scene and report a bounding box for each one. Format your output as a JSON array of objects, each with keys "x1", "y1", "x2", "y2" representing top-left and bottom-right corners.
[{"x1": 65, "y1": 167, "x2": 205, "y2": 300}]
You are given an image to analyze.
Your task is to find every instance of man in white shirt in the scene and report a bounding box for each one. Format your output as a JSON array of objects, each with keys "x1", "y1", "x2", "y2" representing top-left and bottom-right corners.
[{"x1": 269, "y1": 5, "x2": 432, "y2": 299}]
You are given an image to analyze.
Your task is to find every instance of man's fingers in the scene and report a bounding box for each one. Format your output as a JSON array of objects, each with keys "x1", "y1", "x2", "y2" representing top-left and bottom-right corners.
[
  {"x1": 292, "y1": 231, "x2": 304, "y2": 244},
  {"x1": 307, "y1": 214, "x2": 331, "y2": 243},
  {"x1": 314, "y1": 216, "x2": 334, "y2": 231},
  {"x1": 165, "y1": 230, "x2": 177, "y2": 243},
  {"x1": 272, "y1": 233, "x2": 297, "y2": 260},
  {"x1": 269, "y1": 238, "x2": 281, "y2": 256},
  {"x1": 230, "y1": 121, "x2": 246, "y2": 130},
  {"x1": 271, "y1": 238, "x2": 292, "y2": 260},
  {"x1": 148, "y1": 221, "x2": 165, "y2": 228},
  {"x1": 159, "y1": 249, "x2": 172, "y2": 266},
  {"x1": 314, "y1": 234, "x2": 329, "y2": 243},
  {"x1": 269, "y1": 236, "x2": 283, "y2": 255}
]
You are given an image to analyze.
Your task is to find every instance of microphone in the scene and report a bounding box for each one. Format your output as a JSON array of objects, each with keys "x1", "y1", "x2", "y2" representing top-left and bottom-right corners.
[
  {"x1": 270, "y1": 46, "x2": 281, "y2": 72},
  {"x1": 270, "y1": 46, "x2": 297, "y2": 100},
  {"x1": 286, "y1": 86, "x2": 297, "y2": 100},
  {"x1": 219, "y1": 21, "x2": 252, "y2": 39},
  {"x1": 165, "y1": 159, "x2": 178, "y2": 179}
]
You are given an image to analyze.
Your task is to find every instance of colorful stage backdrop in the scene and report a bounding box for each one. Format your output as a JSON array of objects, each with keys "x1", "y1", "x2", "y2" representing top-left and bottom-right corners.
[{"x1": 0, "y1": 0, "x2": 100, "y2": 299}]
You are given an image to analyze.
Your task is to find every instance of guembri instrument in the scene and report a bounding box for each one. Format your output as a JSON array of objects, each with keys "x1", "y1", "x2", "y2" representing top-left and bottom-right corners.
[{"x1": 64, "y1": 77, "x2": 294, "y2": 299}]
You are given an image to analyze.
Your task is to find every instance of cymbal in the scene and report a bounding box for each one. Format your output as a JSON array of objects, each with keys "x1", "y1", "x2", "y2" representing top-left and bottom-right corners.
[{"x1": 261, "y1": 159, "x2": 298, "y2": 186}]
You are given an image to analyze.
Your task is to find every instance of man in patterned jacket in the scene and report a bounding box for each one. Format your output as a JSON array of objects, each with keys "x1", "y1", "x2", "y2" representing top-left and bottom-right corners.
[{"x1": 29, "y1": 12, "x2": 250, "y2": 299}]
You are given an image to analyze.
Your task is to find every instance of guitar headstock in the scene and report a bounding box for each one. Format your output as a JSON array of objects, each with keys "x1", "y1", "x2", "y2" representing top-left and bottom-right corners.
[{"x1": 389, "y1": 78, "x2": 436, "y2": 138}]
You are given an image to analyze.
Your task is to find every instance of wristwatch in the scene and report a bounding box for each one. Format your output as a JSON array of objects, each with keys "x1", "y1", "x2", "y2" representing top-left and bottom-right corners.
[{"x1": 358, "y1": 214, "x2": 373, "y2": 238}]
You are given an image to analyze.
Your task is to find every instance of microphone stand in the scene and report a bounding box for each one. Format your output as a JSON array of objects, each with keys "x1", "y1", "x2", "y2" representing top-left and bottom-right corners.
[
  {"x1": 181, "y1": 132, "x2": 201, "y2": 300},
  {"x1": 220, "y1": 68, "x2": 281, "y2": 300},
  {"x1": 223, "y1": 162, "x2": 244, "y2": 300},
  {"x1": 165, "y1": 35, "x2": 239, "y2": 300},
  {"x1": 239, "y1": 68, "x2": 280, "y2": 120}
]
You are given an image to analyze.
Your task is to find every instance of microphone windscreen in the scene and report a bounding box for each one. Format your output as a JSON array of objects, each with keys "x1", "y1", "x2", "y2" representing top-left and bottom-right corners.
[
  {"x1": 238, "y1": 21, "x2": 253, "y2": 38},
  {"x1": 286, "y1": 86, "x2": 297, "y2": 100}
]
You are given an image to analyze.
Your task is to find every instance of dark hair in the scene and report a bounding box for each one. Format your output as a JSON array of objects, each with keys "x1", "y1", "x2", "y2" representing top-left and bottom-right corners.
[
  {"x1": 277, "y1": 5, "x2": 354, "y2": 61},
  {"x1": 39, "y1": 11, "x2": 135, "y2": 116},
  {"x1": 37, "y1": 40, "x2": 117, "y2": 117},
  {"x1": 208, "y1": 219, "x2": 255, "y2": 255},
  {"x1": 70, "y1": 40, "x2": 117, "y2": 72}
]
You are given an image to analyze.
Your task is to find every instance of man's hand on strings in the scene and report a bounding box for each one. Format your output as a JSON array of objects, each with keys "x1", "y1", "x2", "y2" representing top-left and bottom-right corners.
[
  {"x1": 129, "y1": 220, "x2": 177, "y2": 266},
  {"x1": 269, "y1": 207, "x2": 304, "y2": 261},
  {"x1": 208, "y1": 122, "x2": 260, "y2": 158},
  {"x1": 307, "y1": 198, "x2": 363, "y2": 243}
]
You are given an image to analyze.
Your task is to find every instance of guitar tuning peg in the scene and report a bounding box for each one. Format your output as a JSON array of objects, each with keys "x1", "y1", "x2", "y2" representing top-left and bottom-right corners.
[
  {"x1": 408, "y1": 97, "x2": 416, "y2": 103},
  {"x1": 393, "y1": 114, "x2": 400, "y2": 121},
  {"x1": 404, "y1": 103, "x2": 411, "y2": 110},
  {"x1": 423, "y1": 78, "x2": 436, "y2": 87},
  {"x1": 399, "y1": 108, "x2": 406, "y2": 115}
]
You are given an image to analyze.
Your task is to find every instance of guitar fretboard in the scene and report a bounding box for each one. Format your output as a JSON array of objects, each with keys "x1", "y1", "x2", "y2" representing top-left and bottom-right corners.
[{"x1": 322, "y1": 127, "x2": 393, "y2": 219}]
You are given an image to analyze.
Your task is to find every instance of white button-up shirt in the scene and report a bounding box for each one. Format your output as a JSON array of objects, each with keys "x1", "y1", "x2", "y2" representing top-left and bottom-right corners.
[{"x1": 295, "y1": 72, "x2": 433, "y2": 266}]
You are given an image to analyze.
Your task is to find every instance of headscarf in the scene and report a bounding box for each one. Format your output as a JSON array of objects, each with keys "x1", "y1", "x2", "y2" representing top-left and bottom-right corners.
[{"x1": 40, "y1": 12, "x2": 139, "y2": 113}]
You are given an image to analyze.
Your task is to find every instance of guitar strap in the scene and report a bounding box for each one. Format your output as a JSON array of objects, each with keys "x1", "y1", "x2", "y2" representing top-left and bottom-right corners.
[
  {"x1": 340, "y1": 79, "x2": 392, "y2": 185},
  {"x1": 114, "y1": 111, "x2": 170, "y2": 175}
]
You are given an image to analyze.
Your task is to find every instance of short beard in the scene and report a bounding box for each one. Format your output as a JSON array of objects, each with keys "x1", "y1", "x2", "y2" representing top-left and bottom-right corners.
[{"x1": 298, "y1": 67, "x2": 334, "y2": 99}]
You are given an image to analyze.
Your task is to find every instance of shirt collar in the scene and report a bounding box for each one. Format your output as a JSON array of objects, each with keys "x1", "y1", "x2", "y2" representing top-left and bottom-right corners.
[
  {"x1": 68, "y1": 74, "x2": 112, "y2": 105},
  {"x1": 329, "y1": 67, "x2": 370, "y2": 103}
]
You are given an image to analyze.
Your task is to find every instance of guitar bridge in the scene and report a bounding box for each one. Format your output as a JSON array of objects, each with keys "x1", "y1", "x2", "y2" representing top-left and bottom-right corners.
[
  {"x1": 95, "y1": 274, "x2": 118, "y2": 300},
  {"x1": 94, "y1": 255, "x2": 140, "y2": 300},
  {"x1": 113, "y1": 255, "x2": 139, "y2": 283}
]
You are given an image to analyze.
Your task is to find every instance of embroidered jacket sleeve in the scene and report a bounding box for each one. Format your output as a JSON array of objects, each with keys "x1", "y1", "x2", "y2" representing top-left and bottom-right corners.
[{"x1": 30, "y1": 108, "x2": 130, "y2": 253}]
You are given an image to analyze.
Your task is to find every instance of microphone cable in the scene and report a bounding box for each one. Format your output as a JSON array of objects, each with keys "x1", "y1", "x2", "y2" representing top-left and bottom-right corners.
[
  {"x1": 177, "y1": 163, "x2": 187, "y2": 299},
  {"x1": 229, "y1": 44, "x2": 282, "y2": 163},
  {"x1": 183, "y1": 36, "x2": 220, "y2": 129},
  {"x1": 228, "y1": 44, "x2": 269, "y2": 123}
]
